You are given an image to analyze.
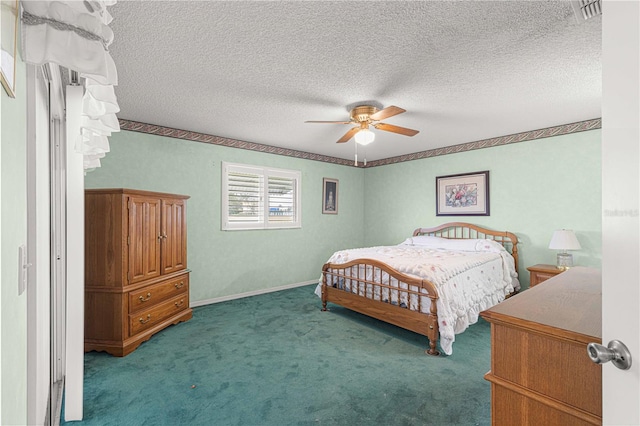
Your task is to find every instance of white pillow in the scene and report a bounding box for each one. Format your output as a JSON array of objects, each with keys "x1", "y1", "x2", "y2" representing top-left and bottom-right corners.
[
  {"x1": 438, "y1": 238, "x2": 479, "y2": 251},
  {"x1": 400, "y1": 236, "x2": 449, "y2": 246},
  {"x1": 437, "y1": 238, "x2": 506, "y2": 253},
  {"x1": 473, "y1": 239, "x2": 507, "y2": 253},
  {"x1": 401, "y1": 236, "x2": 506, "y2": 253}
]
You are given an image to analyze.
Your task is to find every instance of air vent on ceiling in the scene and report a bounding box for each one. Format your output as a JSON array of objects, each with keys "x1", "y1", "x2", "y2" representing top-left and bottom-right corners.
[{"x1": 571, "y1": 0, "x2": 602, "y2": 22}]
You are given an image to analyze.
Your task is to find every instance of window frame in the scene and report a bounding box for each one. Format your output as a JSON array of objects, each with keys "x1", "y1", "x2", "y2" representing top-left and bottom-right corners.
[{"x1": 221, "y1": 161, "x2": 302, "y2": 231}]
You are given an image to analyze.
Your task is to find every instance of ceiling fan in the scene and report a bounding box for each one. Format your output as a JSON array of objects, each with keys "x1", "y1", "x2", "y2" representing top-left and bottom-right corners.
[{"x1": 305, "y1": 105, "x2": 420, "y2": 145}]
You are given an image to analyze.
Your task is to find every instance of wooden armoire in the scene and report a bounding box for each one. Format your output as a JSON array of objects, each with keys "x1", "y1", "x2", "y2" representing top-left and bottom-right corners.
[{"x1": 84, "y1": 188, "x2": 192, "y2": 356}]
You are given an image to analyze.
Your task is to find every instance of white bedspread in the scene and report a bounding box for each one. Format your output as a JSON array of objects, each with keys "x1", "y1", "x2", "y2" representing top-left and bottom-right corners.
[{"x1": 315, "y1": 242, "x2": 520, "y2": 355}]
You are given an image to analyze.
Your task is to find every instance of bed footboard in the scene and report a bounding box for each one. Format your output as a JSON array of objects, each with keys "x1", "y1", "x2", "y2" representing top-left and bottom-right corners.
[{"x1": 321, "y1": 259, "x2": 440, "y2": 356}]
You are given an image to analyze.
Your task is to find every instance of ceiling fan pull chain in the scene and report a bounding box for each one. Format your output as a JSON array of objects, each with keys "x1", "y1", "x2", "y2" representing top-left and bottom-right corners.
[{"x1": 354, "y1": 142, "x2": 358, "y2": 166}]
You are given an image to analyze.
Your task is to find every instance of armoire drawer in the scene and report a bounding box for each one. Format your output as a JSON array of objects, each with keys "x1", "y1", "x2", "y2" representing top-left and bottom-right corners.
[
  {"x1": 128, "y1": 273, "x2": 189, "y2": 313},
  {"x1": 129, "y1": 293, "x2": 189, "y2": 336}
]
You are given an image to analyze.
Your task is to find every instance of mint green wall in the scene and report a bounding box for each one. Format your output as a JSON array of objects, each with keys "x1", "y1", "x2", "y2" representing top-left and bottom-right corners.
[
  {"x1": 85, "y1": 131, "x2": 366, "y2": 301},
  {"x1": 89, "y1": 129, "x2": 601, "y2": 297},
  {"x1": 363, "y1": 129, "x2": 602, "y2": 288},
  {"x1": 1, "y1": 44, "x2": 27, "y2": 424}
]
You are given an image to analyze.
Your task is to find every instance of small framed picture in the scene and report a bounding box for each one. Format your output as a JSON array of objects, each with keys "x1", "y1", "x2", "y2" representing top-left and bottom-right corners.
[
  {"x1": 1, "y1": 0, "x2": 19, "y2": 98},
  {"x1": 322, "y1": 178, "x2": 338, "y2": 214},
  {"x1": 436, "y1": 171, "x2": 490, "y2": 216}
]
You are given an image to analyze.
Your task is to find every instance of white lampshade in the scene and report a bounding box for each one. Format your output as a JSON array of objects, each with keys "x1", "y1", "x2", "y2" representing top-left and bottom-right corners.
[
  {"x1": 548, "y1": 229, "x2": 582, "y2": 251},
  {"x1": 354, "y1": 128, "x2": 375, "y2": 145}
]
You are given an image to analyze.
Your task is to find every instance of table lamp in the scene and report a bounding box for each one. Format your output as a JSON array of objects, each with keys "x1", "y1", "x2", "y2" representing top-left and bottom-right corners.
[{"x1": 548, "y1": 229, "x2": 582, "y2": 270}]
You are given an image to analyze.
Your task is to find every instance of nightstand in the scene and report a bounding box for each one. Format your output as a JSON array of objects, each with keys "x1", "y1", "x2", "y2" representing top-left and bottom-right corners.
[{"x1": 527, "y1": 264, "x2": 564, "y2": 287}]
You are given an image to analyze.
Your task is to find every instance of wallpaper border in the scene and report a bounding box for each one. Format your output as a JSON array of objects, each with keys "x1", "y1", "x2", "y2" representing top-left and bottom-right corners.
[
  {"x1": 119, "y1": 118, "x2": 601, "y2": 168},
  {"x1": 118, "y1": 119, "x2": 356, "y2": 167}
]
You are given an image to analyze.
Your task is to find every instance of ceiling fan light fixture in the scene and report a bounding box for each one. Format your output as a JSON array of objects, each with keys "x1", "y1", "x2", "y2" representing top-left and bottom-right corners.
[
  {"x1": 305, "y1": 103, "x2": 418, "y2": 145},
  {"x1": 355, "y1": 128, "x2": 375, "y2": 145}
]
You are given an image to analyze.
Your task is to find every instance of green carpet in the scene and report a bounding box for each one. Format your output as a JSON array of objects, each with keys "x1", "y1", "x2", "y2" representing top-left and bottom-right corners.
[{"x1": 64, "y1": 284, "x2": 492, "y2": 425}]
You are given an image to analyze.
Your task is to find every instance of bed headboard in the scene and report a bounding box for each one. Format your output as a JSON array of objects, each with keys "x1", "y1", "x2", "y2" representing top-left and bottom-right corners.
[{"x1": 413, "y1": 222, "x2": 519, "y2": 269}]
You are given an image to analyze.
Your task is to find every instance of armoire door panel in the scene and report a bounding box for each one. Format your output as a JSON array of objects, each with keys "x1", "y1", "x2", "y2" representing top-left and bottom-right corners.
[
  {"x1": 161, "y1": 199, "x2": 187, "y2": 275},
  {"x1": 128, "y1": 196, "x2": 161, "y2": 283}
]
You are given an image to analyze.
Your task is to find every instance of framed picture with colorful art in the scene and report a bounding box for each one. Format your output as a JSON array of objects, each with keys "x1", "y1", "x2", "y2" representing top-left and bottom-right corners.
[
  {"x1": 322, "y1": 178, "x2": 338, "y2": 214},
  {"x1": 436, "y1": 170, "x2": 490, "y2": 216}
]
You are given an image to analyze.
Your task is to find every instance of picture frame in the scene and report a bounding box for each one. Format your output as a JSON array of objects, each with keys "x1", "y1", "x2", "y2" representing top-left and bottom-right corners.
[
  {"x1": 322, "y1": 178, "x2": 338, "y2": 214},
  {"x1": 436, "y1": 170, "x2": 490, "y2": 216},
  {"x1": 1, "y1": 0, "x2": 18, "y2": 98}
]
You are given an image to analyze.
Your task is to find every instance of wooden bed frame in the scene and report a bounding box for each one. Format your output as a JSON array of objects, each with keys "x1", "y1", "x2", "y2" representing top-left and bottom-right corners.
[{"x1": 321, "y1": 222, "x2": 519, "y2": 356}]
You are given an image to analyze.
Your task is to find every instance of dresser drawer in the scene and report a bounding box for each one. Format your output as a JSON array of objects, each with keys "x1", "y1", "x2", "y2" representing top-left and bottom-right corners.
[
  {"x1": 129, "y1": 293, "x2": 189, "y2": 336},
  {"x1": 129, "y1": 273, "x2": 189, "y2": 312}
]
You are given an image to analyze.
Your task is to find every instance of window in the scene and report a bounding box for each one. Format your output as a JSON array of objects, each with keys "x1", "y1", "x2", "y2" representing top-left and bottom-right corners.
[{"x1": 222, "y1": 162, "x2": 301, "y2": 230}]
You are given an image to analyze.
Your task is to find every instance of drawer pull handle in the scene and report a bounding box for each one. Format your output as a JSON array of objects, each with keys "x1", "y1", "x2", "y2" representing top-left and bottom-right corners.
[
  {"x1": 138, "y1": 293, "x2": 152, "y2": 302},
  {"x1": 175, "y1": 281, "x2": 184, "y2": 289},
  {"x1": 175, "y1": 299, "x2": 185, "y2": 308},
  {"x1": 139, "y1": 314, "x2": 151, "y2": 324}
]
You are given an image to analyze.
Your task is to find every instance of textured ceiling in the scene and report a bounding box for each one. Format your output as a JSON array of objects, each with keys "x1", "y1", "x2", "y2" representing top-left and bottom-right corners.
[{"x1": 109, "y1": 1, "x2": 601, "y2": 162}]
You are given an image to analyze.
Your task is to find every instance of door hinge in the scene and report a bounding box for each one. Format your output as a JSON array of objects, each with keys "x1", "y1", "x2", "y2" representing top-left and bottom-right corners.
[{"x1": 127, "y1": 235, "x2": 130, "y2": 245}]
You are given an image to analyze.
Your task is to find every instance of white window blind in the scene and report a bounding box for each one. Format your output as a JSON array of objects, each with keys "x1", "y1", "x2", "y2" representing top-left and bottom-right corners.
[{"x1": 222, "y1": 162, "x2": 301, "y2": 230}]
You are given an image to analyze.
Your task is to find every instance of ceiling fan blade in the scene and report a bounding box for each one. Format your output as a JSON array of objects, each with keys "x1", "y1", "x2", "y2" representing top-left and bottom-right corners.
[
  {"x1": 369, "y1": 105, "x2": 406, "y2": 121},
  {"x1": 374, "y1": 122, "x2": 420, "y2": 137},
  {"x1": 337, "y1": 127, "x2": 360, "y2": 143},
  {"x1": 305, "y1": 120, "x2": 352, "y2": 124}
]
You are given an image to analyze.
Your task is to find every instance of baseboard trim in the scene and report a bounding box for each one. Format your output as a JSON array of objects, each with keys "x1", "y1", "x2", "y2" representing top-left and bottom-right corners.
[{"x1": 190, "y1": 280, "x2": 318, "y2": 308}]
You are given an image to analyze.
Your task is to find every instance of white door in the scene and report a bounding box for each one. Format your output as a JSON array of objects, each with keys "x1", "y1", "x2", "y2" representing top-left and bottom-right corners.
[
  {"x1": 26, "y1": 63, "x2": 68, "y2": 425},
  {"x1": 601, "y1": 1, "x2": 640, "y2": 424},
  {"x1": 49, "y1": 65, "x2": 68, "y2": 424},
  {"x1": 64, "y1": 84, "x2": 86, "y2": 422},
  {"x1": 26, "y1": 63, "x2": 51, "y2": 426}
]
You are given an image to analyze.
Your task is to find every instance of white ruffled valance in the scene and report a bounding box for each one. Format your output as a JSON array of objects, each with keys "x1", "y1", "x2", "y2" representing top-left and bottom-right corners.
[{"x1": 21, "y1": 0, "x2": 120, "y2": 171}]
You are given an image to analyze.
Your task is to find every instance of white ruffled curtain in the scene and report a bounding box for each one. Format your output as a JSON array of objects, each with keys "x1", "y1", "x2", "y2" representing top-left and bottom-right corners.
[{"x1": 21, "y1": 0, "x2": 119, "y2": 171}]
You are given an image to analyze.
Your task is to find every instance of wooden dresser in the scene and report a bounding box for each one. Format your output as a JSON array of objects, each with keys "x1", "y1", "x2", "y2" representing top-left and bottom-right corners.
[
  {"x1": 84, "y1": 188, "x2": 192, "y2": 356},
  {"x1": 480, "y1": 267, "x2": 602, "y2": 425}
]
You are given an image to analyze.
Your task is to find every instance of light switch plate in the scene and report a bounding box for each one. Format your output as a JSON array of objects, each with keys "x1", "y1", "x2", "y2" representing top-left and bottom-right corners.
[{"x1": 18, "y1": 245, "x2": 27, "y2": 295}]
